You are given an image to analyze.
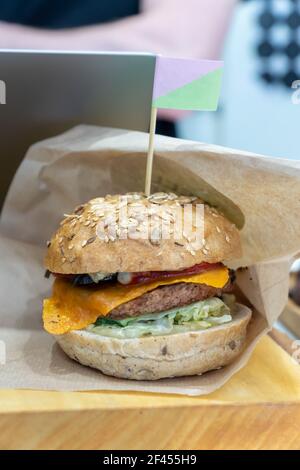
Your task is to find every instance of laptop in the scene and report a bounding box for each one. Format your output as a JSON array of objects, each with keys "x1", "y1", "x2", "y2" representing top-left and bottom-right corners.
[{"x1": 0, "y1": 50, "x2": 156, "y2": 208}]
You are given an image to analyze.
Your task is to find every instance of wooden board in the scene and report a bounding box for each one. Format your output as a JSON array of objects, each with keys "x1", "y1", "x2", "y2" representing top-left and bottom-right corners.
[{"x1": 1, "y1": 335, "x2": 300, "y2": 450}]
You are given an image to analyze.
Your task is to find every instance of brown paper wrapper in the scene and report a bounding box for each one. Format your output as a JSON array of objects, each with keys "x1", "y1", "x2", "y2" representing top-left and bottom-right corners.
[{"x1": 0, "y1": 125, "x2": 299, "y2": 395}]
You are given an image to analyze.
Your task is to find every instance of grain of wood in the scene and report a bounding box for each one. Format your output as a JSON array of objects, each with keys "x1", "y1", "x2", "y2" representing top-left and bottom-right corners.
[
  {"x1": 1, "y1": 335, "x2": 300, "y2": 450},
  {"x1": 1, "y1": 405, "x2": 300, "y2": 450}
]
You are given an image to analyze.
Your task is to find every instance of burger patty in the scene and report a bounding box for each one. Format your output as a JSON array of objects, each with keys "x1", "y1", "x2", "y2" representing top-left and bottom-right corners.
[{"x1": 109, "y1": 281, "x2": 232, "y2": 319}]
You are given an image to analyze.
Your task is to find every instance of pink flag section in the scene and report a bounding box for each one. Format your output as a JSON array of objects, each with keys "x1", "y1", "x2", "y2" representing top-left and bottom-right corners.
[{"x1": 152, "y1": 56, "x2": 223, "y2": 101}]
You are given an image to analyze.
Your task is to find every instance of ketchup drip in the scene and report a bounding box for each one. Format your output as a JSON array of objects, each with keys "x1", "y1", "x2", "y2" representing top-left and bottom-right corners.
[
  {"x1": 120, "y1": 262, "x2": 223, "y2": 285},
  {"x1": 52, "y1": 262, "x2": 224, "y2": 287}
]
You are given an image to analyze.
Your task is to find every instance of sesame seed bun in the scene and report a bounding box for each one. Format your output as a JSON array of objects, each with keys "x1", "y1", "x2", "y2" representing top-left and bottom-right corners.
[
  {"x1": 56, "y1": 303, "x2": 251, "y2": 380},
  {"x1": 45, "y1": 193, "x2": 242, "y2": 274}
]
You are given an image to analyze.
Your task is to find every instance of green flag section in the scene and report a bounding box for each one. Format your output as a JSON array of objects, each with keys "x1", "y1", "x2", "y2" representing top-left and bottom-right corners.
[{"x1": 152, "y1": 68, "x2": 223, "y2": 110}]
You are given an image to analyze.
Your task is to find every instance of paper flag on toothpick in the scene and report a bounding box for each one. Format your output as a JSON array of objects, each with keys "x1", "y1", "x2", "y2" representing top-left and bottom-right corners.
[
  {"x1": 152, "y1": 56, "x2": 223, "y2": 110},
  {"x1": 145, "y1": 57, "x2": 223, "y2": 196}
]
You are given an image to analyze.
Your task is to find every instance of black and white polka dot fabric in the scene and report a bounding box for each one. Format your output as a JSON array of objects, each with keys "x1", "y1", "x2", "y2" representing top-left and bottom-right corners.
[{"x1": 252, "y1": 0, "x2": 300, "y2": 87}]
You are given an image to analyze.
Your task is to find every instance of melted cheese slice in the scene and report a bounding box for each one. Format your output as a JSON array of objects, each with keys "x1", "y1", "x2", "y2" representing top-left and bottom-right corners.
[{"x1": 43, "y1": 266, "x2": 229, "y2": 335}]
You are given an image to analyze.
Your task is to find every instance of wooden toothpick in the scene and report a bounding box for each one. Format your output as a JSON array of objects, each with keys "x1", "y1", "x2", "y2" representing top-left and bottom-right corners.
[{"x1": 145, "y1": 106, "x2": 157, "y2": 197}]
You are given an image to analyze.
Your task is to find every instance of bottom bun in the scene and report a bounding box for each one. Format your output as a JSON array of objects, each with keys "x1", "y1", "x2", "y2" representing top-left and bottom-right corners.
[{"x1": 56, "y1": 303, "x2": 252, "y2": 381}]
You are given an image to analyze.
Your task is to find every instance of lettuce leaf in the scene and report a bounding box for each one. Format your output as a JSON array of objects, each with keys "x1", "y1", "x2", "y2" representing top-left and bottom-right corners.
[{"x1": 87, "y1": 297, "x2": 232, "y2": 339}]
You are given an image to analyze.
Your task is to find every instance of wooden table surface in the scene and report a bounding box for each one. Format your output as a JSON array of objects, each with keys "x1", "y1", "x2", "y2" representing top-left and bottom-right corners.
[{"x1": 1, "y1": 334, "x2": 300, "y2": 450}]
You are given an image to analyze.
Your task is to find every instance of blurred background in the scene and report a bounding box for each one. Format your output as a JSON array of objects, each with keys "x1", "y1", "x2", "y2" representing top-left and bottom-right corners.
[
  {"x1": 1, "y1": 0, "x2": 299, "y2": 156},
  {"x1": 179, "y1": 0, "x2": 300, "y2": 160}
]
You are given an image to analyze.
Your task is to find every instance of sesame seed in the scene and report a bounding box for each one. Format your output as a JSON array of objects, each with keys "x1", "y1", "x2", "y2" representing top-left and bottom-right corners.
[
  {"x1": 87, "y1": 236, "x2": 96, "y2": 245},
  {"x1": 149, "y1": 192, "x2": 168, "y2": 202},
  {"x1": 62, "y1": 257, "x2": 66, "y2": 263},
  {"x1": 150, "y1": 238, "x2": 160, "y2": 246},
  {"x1": 68, "y1": 244, "x2": 74, "y2": 250},
  {"x1": 81, "y1": 240, "x2": 87, "y2": 247},
  {"x1": 149, "y1": 199, "x2": 163, "y2": 205},
  {"x1": 74, "y1": 205, "x2": 84, "y2": 215},
  {"x1": 84, "y1": 220, "x2": 91, "y2": 226},
  {"x1": 225, "y1": 235, "x2": 230, "y2": 243},
  {"x1": 46, "y1": 240, "x2": 51, "y2": 247},
  {"x1": 216, "y1": 226, "x2": 221, "y2": 233}
]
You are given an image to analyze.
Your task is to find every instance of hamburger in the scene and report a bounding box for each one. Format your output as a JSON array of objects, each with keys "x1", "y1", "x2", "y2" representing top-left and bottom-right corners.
[{"x1": 43, "y1": 192, "x2": 251, "y2": 380}]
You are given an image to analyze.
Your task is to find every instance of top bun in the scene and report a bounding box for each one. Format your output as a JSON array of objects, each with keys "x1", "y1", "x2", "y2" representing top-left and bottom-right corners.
[{"x1": 45, "y1": 192, "x2": 241, "y2": 274}]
